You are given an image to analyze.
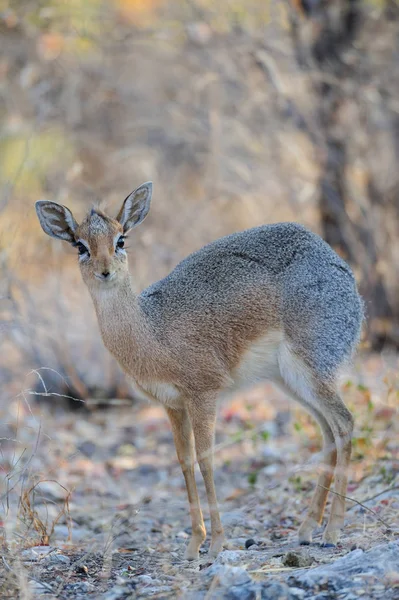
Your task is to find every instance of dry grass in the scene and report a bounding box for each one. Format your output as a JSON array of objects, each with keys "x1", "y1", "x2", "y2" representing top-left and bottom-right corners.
[{"x1": 18, "y1": 480, "x2": 72, "y2": 547}]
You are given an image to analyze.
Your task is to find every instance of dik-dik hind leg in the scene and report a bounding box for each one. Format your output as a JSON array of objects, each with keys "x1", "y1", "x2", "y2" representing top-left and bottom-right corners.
[
  {"x1": 316, "y1": 383, "x2": 354, "y2": 546},
  {"x1": 299, "y1": 406, "x2": 337, "y2": 545},
  {"x1": 166, "y1": 407, "x2": 206, "y2": 560},
  {"x1": 187, "y1": 396, "x2": 225, "y2": 558},
  {"x1": 276, "y1": 380, "x2": 337, "y2": 544}
]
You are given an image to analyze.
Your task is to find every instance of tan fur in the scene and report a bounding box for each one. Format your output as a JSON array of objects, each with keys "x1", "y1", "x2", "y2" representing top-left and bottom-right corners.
[{"x1": 35, "y1": 183, "x2": 363, "y2": 559}]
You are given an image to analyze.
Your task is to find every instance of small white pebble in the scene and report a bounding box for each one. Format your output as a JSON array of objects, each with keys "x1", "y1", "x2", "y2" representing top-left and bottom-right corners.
[{"x1": 176, "y1": 531, "x2": 189, "y2": 539}]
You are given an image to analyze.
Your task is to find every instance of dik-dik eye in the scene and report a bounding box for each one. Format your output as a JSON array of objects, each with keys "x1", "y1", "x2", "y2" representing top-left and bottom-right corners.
[
  {"x1": 116, "y1": 236, "x2": 125, "y2": 250},
  {"x1": 77, "y1": 242, "x2": 89, "y2": 258}
]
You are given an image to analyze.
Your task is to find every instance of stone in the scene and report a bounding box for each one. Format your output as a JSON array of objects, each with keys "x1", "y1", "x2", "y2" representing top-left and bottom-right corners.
[
  {"x1": 177, "y1": 530, "x2": 189, "y2": 539},
  {"x1": 29, "y1": 581, "x2": 52, "y2": 593},
  {"x1": 282, "y1": 551, "x2": 314, "y2": 568},
  {"x1": 262, "y1": 464, "x2": 279, "y2": 476},
  {"x1": 204, "y1": 563, "x2": 253, "y2": 587},
  {"x1": 52, "y1": 523, "x2": 91, "y2": 542},
  {"x1": 221, "y1": 585, "x2": 257, "y2": 600},
  {"x1": 63, "y1": 581, "x2": 95, "y2": 593},
  {"x1": 37, "y1": 480, "x2": 68, "y2": 501},
  {"x1": 261, "y1": 582, "x2": 298, "y2": 599},
  {"x1": 44, "y1": 552, "x2": 71, "y2": 565},
  {"x1": 218, "y1": 566, "x2": 252, "y2": 587},
  {"x1": 140, "y1": 586, "x2": 174, "y2": 596},
  {"x1": 221, "y1": 511, "x2": 246, "y2": 529},
  {"x1": 78, "y1": 440, "x2": 97, "y2": 457},
  {"x1": 291, "y1": 541, "x2": 399, "y2": 592},
  {"x1": 136, "y1": 575, "x2": 153, "y2": 585},
  {"x1": 261, "y1": 447, "x2": 282, "y2": 465},
  {"x1": 21, "y1": 546, "x2": 55, "y2": 561},
  {"x1": 215, "y1": 550, "x2": 248, "y2": 565},
  {"x1": 103, "y1": 585, "x2": 136, "y2": 600},
  {"x1": 204, "y1": 564, "x2": 256, "y2": 600},
  {"x1": 289, "y1": 588, "x2": 306, "y2": 599}
]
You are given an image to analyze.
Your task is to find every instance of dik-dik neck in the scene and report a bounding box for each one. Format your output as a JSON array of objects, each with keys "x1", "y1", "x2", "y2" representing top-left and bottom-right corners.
[{"x1": 88, "y1": 276, "x2": 156, "y2": 378}]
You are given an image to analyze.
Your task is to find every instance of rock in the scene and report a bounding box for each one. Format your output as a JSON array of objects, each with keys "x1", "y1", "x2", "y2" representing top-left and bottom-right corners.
[
  {"x1": 221, "y1": 586, "x2": 257, "y2": 600},
  {"x1": 282, "y1": 551, "x2": 314, "y2": 568},
  {"x1": 289, "y1": 588, "x2": 306, "y2": 599},
  {"x1": 21, "y1": 546, "x2": 55, "y2": 561},
  {"x1": 29, "y1": 580, "x2": 52, "y2": 593},
  {"x1": 44, "y1": 552, "x2": 71, "y2": 565},
  {"x1": 205, "y1": 563, "x2": 251, "y2": 584},
  {"x1": 261, "y1": 582, "x2": 298, "y2": 599},
  {"x1": 78, "y1": 440, "x2": 97, "y2": 457},
  {"x1": 136, "y1": 574, "x2": 154, "y2": 585},
  {"x1": 218, "y1": 566, "x2": 252, "y2": 588},
  {"x1": 137, "y1": 464, "x2": 158, "y2": 476},
  {"x1": 204, "y1": 565, "x2": 255, "y2": 600},
  {"x1": 103, "y1": 584, "x2": 136, "y2": 600},
  {"x1": 262, "y1": 464, "x2": 279, "y2": 476},
  {"x1": 19, "y1": 64, "x2": 40, "y2": 89},
  {"x1": 140, "y1": 586, "x2": 174, "y2": 596},
  {"x1": 177, "y1": 530, "x2": 189, "y2": 539},
  {"x1": 221, "y1": 511, "x2": 246, "y2": 529},
  {"x1": 52, "y1": 523, "x2": 91, "y2": 541},
  {"x1": 215, "y1": 550, "x2": 248, "y2": 565},
  {"x1": 290, "y1": 541, "x2": 399, "y2": 592},
  {"x1": 224, "y1": 538, "x2": 255, "y2": 551},
  {"x1": 186, "y1": 22, "x2": 212, "y2": 46},
  {"x1": 245, "y1": 539, "x2": 257, "y2": 549},
  {"x1": 63, "y1": 581, "x2": 95, "y2": 593},
  {"x1": 261, "y1": 447, "x2": 282, "y2": 465},
  {"x1": 107, "y1": 456, "x2": 138, "y2": 470},
  {"x1": 37, "y1": 480, "x2": 68, "y2": 501}
]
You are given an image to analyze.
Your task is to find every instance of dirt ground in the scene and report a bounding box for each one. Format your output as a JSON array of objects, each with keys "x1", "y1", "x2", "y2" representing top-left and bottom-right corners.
[{"x1": 0, "y1": 353, "x2": 398, "y2": 599}]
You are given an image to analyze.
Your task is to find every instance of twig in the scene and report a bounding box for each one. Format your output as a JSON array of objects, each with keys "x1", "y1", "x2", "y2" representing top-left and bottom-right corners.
[
  {"x1": 347, "y1": 485, "x2": 399, "y2": 512},
  {"x1": 318, "y1": 485, "x2": 391, "y2": 529},
  {"x1": 249, "y1": 565, "x2": 314, "y2": 574},
  {"x1": 26, "y1": 390, "x2": 86, "y2": 404}
]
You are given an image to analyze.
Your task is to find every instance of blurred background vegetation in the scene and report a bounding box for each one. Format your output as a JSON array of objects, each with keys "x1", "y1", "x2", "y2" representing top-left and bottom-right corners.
[{"x1": 1, "y1": 0, "x2": 399, "y2": 404}]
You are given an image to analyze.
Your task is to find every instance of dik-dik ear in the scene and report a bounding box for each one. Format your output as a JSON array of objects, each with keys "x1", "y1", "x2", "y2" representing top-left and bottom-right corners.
[
  {"x1": 35, "y1": 201, "x2": 78, "y2": 243},
  {"x1": 116, "y1": 182, "x2": 152, "y2": 233}
]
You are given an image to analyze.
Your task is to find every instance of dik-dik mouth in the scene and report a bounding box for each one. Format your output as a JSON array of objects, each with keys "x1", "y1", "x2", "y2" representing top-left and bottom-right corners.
[{"x1": 95, "y1": 272, "x2": 116, "y2": 282}]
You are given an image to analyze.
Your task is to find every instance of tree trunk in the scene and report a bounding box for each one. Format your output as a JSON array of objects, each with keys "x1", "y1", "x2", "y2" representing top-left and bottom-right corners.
[{"x1": 289, "y1": 0, "x2": 399, "y2": 349}]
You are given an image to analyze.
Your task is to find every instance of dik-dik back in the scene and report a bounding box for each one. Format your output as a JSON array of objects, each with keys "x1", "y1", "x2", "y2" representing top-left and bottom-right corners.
[
  {"x1": 140, "y1": 222, "x2": 363, "y2": 382},
  {"x1": 35, "y1": 183, "x2": 364, "y2": 559}
]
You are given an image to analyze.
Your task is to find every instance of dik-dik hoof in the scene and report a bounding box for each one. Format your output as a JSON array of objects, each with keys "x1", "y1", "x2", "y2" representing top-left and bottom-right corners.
[
  {"x1": 298, "y1": 517, "x2": 318, "y2": 545},
  {"x1": 184, "y1": 541, "x2": 202, "y2": 561},
  {"x1": 208, "y1": 535, "x2": 225, "y2": 559},
  {"x1": 321, "y1": 528, "x2": 339, "y2": 547},
  {"x1": 184, "y1": 548, "x2": 199, "y2": 561}
]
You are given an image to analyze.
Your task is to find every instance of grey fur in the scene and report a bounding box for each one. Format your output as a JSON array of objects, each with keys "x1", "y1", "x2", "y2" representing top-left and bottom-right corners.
[{"x1": 140, "y1": 223, "x2": 364, "y2": 378}]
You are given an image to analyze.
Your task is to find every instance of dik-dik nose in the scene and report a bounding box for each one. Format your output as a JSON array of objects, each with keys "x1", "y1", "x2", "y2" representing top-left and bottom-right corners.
[{"x1": 95, "y1": 270, "x2": 114, "y2": 281}]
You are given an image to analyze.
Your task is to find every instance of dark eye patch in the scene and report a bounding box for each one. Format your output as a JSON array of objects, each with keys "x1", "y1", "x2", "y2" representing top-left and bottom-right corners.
[
  {"x1": 116, "y1": 236, "x2": 125, "y2": 249},
  {"x1": 77, "y1": 242, "x2": 89, "y2": 256}
]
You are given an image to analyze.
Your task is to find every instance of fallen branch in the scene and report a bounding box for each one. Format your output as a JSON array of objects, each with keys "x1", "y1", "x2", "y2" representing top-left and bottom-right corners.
[
  {"x1": 318, "y1": 485, "x2": 391, "y2": 529},
  {"x1": 347, "y1": 485, "x2": 399, "y2": 511}
]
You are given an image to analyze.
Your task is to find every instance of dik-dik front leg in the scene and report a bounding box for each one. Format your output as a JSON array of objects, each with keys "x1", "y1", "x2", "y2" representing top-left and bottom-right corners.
[
  {"x1": 166, "y1": 407, "x2": 206, "y2": 560},
  {"x1": 187, "y1": 395, "x2": 225, "y2": 558}
]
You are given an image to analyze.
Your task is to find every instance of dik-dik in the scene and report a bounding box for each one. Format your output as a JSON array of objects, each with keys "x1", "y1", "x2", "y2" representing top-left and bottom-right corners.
[{"x1": 36, "y1": 182, "x2": 363, "y2": 559}]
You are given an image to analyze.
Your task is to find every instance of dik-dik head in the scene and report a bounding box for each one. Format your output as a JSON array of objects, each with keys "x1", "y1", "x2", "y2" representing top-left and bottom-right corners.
[{"x1": 35, "y1": 182, "x2": 152, "y2": 288}]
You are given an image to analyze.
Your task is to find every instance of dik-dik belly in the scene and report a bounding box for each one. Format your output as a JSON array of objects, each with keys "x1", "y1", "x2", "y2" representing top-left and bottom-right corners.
[{"x1": 231, "y1": 330, "x2": 284, "y2": 389}]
